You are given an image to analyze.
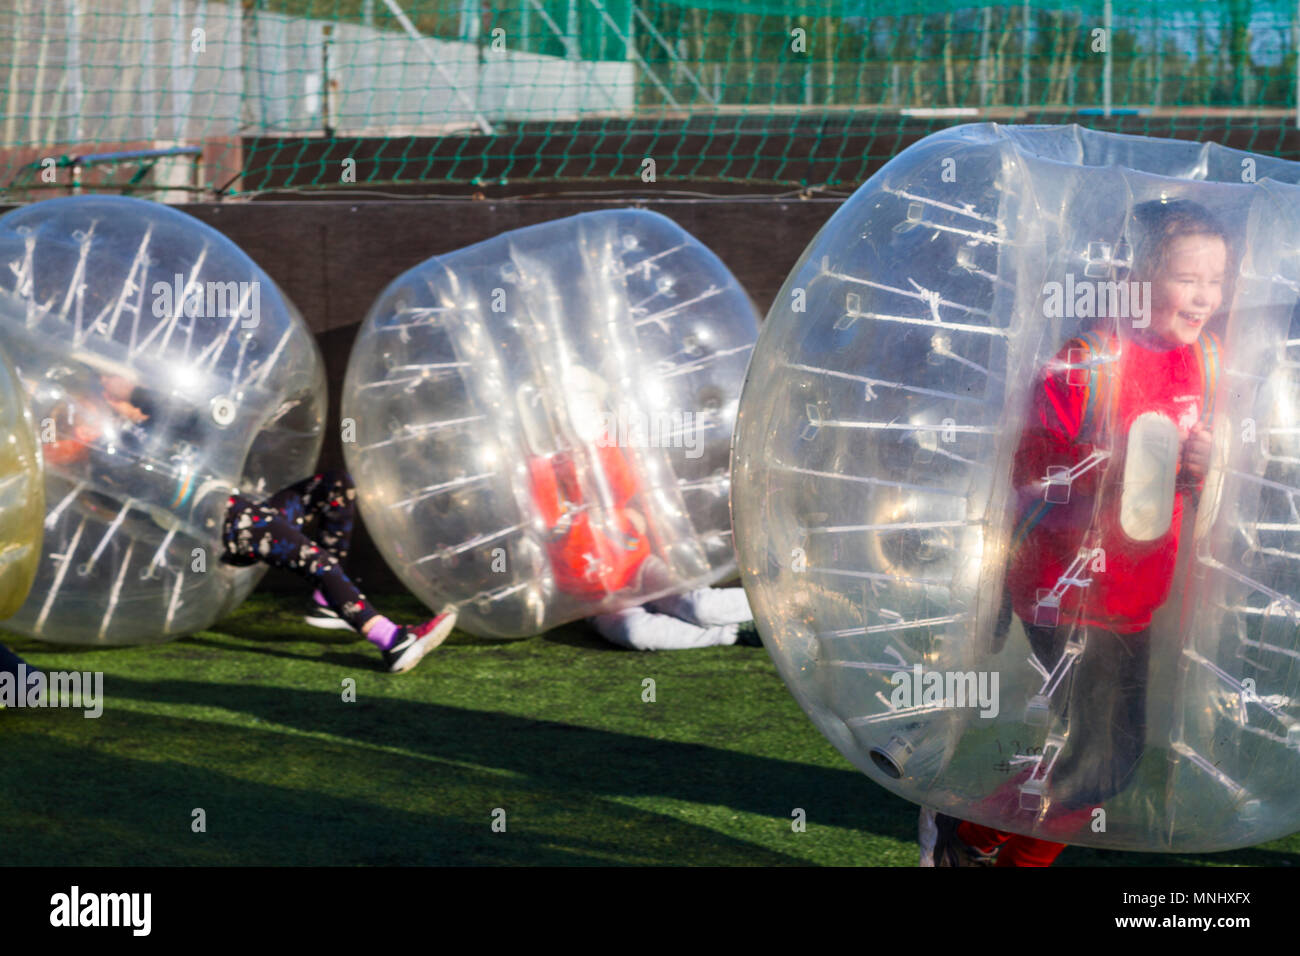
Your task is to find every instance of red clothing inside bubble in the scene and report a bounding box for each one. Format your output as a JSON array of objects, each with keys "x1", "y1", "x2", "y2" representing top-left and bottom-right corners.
[
  {"x1": 41, "y1": 397, "x2": 105, "y2": 467},
  {"x1": 1005, "y1": 330, "x2": 1220, "y2": 634},
  {"x1": 527, "y1": 437, "x2": 650, "y2": 600}
]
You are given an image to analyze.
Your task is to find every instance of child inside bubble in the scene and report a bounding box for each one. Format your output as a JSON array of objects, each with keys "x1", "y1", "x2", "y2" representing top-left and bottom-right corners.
[
  {"x1": 41, "y1": 370, "x2": 455, "y2": 672},
  {"x1": 921, "y1": 198, "x2": 1232, "y2": 866},
  {"x1": 516, "y1": 365, "x2": 756, "y2": 649}
]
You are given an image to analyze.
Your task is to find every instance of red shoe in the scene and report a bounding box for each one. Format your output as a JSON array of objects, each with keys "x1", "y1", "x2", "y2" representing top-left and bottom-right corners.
[{"x1": 382, "y1": 607, "x2": 458, "y2": 673}]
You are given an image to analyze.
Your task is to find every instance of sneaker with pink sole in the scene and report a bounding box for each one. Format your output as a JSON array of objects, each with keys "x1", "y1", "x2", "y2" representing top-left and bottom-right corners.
[{"x1": 382, "y1": 607, "x2": 458, "y2": 674}]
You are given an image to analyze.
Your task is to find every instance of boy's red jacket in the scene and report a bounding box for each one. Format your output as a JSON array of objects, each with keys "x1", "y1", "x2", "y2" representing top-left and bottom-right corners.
[
  {"x1": 1005, "y1": 329, "x2": 1221, "y2": 634},
  {"x1": 527, "y1": 437, "x2": 650, "y2": 600}
]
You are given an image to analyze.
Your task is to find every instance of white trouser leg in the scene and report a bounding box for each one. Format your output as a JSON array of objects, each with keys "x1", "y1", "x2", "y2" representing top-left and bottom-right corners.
[
  {"x1": 644, "y1": 587, "x2": 752, "y2": 627},
  {"x1": 592, "y1": 605, "x2": 739, "y2": 651}
]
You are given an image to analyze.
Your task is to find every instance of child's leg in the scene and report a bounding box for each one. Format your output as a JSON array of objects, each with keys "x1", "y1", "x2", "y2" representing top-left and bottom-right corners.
[
  {"x1": 644, "y1": 587, "x2": 753, "y2": 627},
  {"x1": 263, "y1": 471, "x2": 356, "y2": 560},
  {"x1": 954, "y1": 819, "x2": 1068, "y2": 867},
  {"x1": 592, "y1": 606, "x2": 740, "y2": 651},
  {"x1": 934, "y1": 623, "x2": 1147, "y2": 868},
  {"x1": 223, "y1": 496, "x2": 383, "y2": 638},
  {"x1": 955, "y1": 820, "x2": 1012, "y2": 855},
  {"x1": 1043, "y1": 626, "x2": 1151, "y2": 808},
  {"x1": 996, "y1": 835, "x2": 1068, "y2": 867},
  {"x1": 264, "y1": 472, "x2": 360, "y2": 614},
  {"x1": 958, "y1": 624, "x2": 1150, "y2": 863}
]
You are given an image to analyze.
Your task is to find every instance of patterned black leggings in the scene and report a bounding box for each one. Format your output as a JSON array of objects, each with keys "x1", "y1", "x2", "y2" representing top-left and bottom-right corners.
[{"x1": 220, "y1": 471, "x2": 378, "y2": 632}]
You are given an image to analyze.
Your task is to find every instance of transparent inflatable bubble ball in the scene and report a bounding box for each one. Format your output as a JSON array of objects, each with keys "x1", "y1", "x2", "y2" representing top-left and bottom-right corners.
[
  {"x1": 0, "y1": 196, "x2": 326, "y2": 645},
  {"x1": 732, "y1": 124, "x2": 1300, "y2": 852},
  {"x1": 343, "y1": 209, "x2": 760, "y2": 638}
]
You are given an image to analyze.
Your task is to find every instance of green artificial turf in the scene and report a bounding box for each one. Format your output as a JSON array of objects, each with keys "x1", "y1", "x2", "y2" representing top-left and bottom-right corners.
[{"x1": 1, "y1": 593, "x2": 1297, "y2": 867}]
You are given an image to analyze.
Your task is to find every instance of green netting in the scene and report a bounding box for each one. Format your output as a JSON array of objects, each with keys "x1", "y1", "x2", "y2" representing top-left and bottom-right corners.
[{"x1": 1, "y1": 1, "x2": 1298, "y2": 197}]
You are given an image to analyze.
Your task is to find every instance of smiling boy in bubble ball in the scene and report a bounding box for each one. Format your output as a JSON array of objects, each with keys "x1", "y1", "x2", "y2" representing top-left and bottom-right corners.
[{"x1": 922, "y1": 198, "x2": 1231, "y2": 867}]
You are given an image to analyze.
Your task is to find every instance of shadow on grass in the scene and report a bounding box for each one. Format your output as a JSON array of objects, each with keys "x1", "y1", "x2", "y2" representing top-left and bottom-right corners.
[
  {"x1": 540, "y1": 621, "x2": 623, "y2": 651},
  {"x1": 106, "y1": 676, "x2": 898, "y2": 835},
  {"x1": 0, "y1": 705, "x2": 814, "y2": 866},
  {"x1": 35, "y1": 675, "x2": 1295, "y2": 867},
  {"x1": 181, "y1": 634, "x2": 378, "y2": 670},
  {"x1": 8, "y1": 595, "x2": 1297, "y2": 867}
]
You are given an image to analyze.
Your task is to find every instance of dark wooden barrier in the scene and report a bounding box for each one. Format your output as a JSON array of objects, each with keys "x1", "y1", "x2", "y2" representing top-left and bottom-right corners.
[{"x1": 236, "y1": 111, "x2": 1300, "y2": 199}]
